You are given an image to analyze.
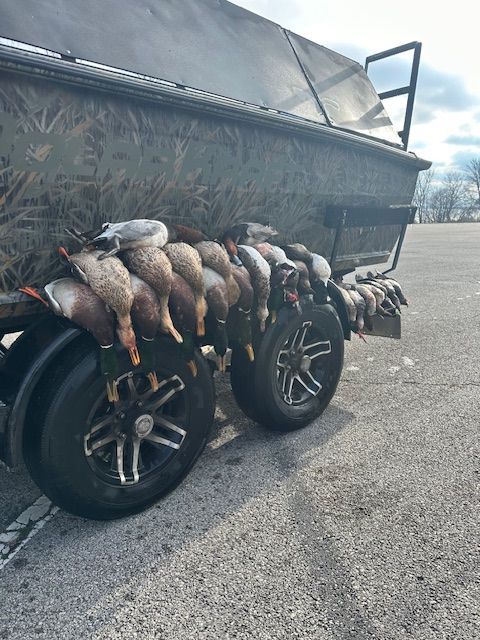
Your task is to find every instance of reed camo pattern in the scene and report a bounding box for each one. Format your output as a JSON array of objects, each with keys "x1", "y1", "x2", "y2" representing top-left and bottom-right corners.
[{"x1": 0, "y1": 71, "x2": 419, "y2": 294}]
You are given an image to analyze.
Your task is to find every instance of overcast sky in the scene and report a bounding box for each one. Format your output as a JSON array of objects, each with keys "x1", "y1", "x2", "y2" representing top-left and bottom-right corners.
[{"x1": 234, "y1": 0, "x2": 479, "y2": 173}]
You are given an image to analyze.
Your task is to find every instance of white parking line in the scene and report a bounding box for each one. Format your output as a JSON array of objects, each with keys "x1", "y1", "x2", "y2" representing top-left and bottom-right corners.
[{"x1": 0, "y1": 495, "x2": 59, "y2": 569}]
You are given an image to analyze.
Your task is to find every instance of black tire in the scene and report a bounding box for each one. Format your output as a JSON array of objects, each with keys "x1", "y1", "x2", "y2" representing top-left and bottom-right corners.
[
  {"x1": 231, "y1": 304, "x2": 344, "y2": 431},
  {"x1": 24, "y1": 337, "x2": 215, "y2": 520}
]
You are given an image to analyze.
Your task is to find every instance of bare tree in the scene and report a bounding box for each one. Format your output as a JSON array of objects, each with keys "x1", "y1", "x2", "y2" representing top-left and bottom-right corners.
[
  {"x1": 413, "y1": 168, "x2": 434, "y2": 223},
  {"x1": 427, "y1": 172, "x2": 473, "y2": 223},
  {"x1": 465, "y1": 157, "x2": 480, "y2": 205}
]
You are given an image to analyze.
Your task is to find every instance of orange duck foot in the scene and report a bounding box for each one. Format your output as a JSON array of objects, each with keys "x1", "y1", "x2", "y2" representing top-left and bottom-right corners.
[{"x1": 129, "y1": 346, "x2": 141, "y2": 366}]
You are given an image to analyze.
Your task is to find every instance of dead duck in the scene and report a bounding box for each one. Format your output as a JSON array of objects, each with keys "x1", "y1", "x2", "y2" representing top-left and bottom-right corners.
[
  {"x1": 129, "y1": 274, "x2": 162, "y2": 392},
  {"x1": 236, "y1": 245, "x2": 271, "y2": 332},
  {"x1": 172, "y1": 224, "x2": 208, "y2": 244},
  {"x1": 334, "y1": 279, "x2": 357, "y2": 325},
  {"x1": 20, "y1": 278, "x2": 119, "y2": 402},
  {"x1": 308, "y1": 253, "x2": 331, "y2": 303},
  {"x1": 367, "y1": 271, "x2": 404, "y2": 309},
  {"x1": 123, "y1": 247, "x2": 183, "y2": 344},
  {"x1": 168, "y1": 272, "x2": 198, "y2": 377},
  {"x1": 282, "y1": 243, "x2": 313, "y2": 265},
  {"x1": 293, "y1": 260, "x2": 314, "y2": 296},
  {"x1": 88, "y1": 219, "x2": 173, "y2": 259},
  {"x1": 259, "y1": 244, "x2": 298, "y2": 303},
  {"x1": 354, "y1": 284, "x2": 377, "y2": 320},
  {"x1": 355, "y1": 275, "x2": 395, "y2": 312},
  {"x1": 222, "y1": 222, "x2": 278, "y2": 247},
  {"x1": 203, "y1": 266, "x2": 229, "y2": 373},
  {"x1": 370, "y1": 270, "x2": 408, "y2": 306},
  {"x1": 228, "y1": 266, "x2": 255, "y2": 361},
  {"x1": 359, "y1": 282, "x2": 389, "y2": 316},
  {"x1": 253, "y1": 242, "x2": 277, "y2": 266},
  {"x1": 163, "y1": 242, "x2": 207, "y2": 337},
  {"x1": 347, "y1": 288, "x2": 367, "y2": 339},
  {"x1": 269, "y1": 247, "x2": 299, "y2": 294},
  {"x1": 310, "y1": 253, "x2": 331, "y2": 285},
  {"x1": 195, "y1": 240, "x2": 240, "y2": 306},
  {"x1": 60, "y1": 247, "x2": 140, "y2": 367}
]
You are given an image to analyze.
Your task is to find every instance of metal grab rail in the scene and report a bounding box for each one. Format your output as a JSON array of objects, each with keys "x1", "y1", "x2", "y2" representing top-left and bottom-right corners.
[
  {"x1": 325, "y1": 205, "x2": 417, "y2": 275},
  {"x1": 365, "y1": 42, "x2": 422, "y2": 150}
]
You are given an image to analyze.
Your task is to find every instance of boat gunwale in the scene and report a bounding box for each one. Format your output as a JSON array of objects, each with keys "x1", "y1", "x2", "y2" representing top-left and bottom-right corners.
[{"x1": 0, "y1": 45, "x2": 432, "y2": 171}]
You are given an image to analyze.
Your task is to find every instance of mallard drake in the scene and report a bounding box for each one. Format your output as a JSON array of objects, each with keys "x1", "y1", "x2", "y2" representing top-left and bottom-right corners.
[
  {"x1": 366, "y1": 272, "x2": 402, "y2": 310},
  {"x1": 203, "y1": 266, "x2": 229, "y2": 372},
  {"x1": 358, "y1": 282, "x2": 389, "y2": 316},
  {"x1": 292, "y1": 260, "x2": 314, "y2": 296},
  {"x1": 354, "y1": 284, "x2": 377, "y2": 319},
  {"x1": 222, "y1": 222, "x2": 278, "y2": 247},
  {"x1": 172, "y1": 224, "x2": 208, "y2": 244},
  {"x1": 253, "y1": 242, "x2": 277, "y2": 266},
  {"x1": 236, "y1": 245, "x2": 271, "y2": 332},
  {"x1": 310, "y1": 253, "x2": 331, "y2": 285},
  {"x1": 195, "y1": 240, "x2": 240, "y2": 306},
  {"x1": 60, "y1": 247, "x2": 140, "y2": 367},
  {"x1": 369, "y1": 271, "x2": 408, "y2": 306},
  {"x1": 129, "y1": 274, "x2": 162, "y2": 391},
  {"x1": 168, "y1": 272, "x2": 198, "y2": 377},
  {"x1": 20, "y1": 278, "x2": 119, "y2": 402},
  {"x1": 282, "y1": 243, "x2": 313, "y2": 265},
  {"x1": 228, "y1": 265, "x2": 255, "y2": 361},
  {"x1": 163, "y1": 242, "x2": 207, "y2": 336},
  {"x1": 357, "y1": 278, "x2": 397, "y2": 314},
  {"x1": 123, "y1": 247, "x2": 183, "y2": 344},
  {"x1": 88, "y1": 219, "x2": 173, "y2": 258}
]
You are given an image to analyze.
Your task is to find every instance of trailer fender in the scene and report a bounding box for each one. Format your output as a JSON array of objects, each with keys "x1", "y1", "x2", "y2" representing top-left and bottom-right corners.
[
  {"x1": 4, "y1": 323, "x2": 83, "y2": 468},
  {"x1": 326, "y1": 280, "x2": 351, "y2": 341}
]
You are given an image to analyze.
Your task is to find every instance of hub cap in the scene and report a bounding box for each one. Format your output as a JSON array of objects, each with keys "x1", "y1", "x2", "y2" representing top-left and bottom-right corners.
[
  {"x1": 84, "y1": 372, "x2": 187, "y2": 486},
  {"x1": 276, "y1": 321, "x2": 332, "y2": 405}
]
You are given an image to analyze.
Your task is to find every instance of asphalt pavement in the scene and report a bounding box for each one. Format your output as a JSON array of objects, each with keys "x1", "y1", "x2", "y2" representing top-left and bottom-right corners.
[{"x1": 0, "y1": 223, "x2": 479, "y2": 639}]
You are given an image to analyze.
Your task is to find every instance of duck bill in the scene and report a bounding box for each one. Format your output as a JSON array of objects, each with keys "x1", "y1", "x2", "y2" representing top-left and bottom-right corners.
[
  {"x1": 106, "y1": 380, "x2": 119, "y2": 403},
  {"x1": 147, "y1": 371, "x2": 159, "y2": 392},
  {"x1": 217, "y1": 355, "x2": 226, "y2": 373},
  {"x1": 129, "y1": 346, "x2": 141, "y2": 366},
  {"x1": 196, "y1": 298, "x2": 207, "y2": 337},
  {"x1": 196, "y1": 317, "x2": 205, "y2": 337},
  {"x1": 168, "y1": 325, "x2": 183, "y2": 344},
  {"x1": 18, "y1": 287, "x2": 49, "y2": 307},
  {"x1": 244, "y1": 343, "x2": 255, "y2": 362},
  {"x1": 187, "y1": 360, "x2": 198, "y2": 378}
]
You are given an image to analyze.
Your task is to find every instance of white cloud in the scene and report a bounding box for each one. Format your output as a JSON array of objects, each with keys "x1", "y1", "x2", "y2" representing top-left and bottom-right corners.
[{"x1": 234, "y1": 0, "x2": 480, "y2": 170}]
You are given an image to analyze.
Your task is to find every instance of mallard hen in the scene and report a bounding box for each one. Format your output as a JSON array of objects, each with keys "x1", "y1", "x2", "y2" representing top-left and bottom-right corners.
[
  {"x1": 61, "y1": 247, "x2": 140, "y2": 367},
  {"x1": 123, "y1": 247, "x2": 183, "y2": 344},
  {"x1": 163, "y1": 242, "x2": 207, "y2": 337}
]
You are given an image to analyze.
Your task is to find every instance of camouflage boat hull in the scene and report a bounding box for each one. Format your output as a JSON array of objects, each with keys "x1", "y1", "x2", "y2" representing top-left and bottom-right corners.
[{"x1": 0, "y1": 63, "x2": 427, "y2": 327}]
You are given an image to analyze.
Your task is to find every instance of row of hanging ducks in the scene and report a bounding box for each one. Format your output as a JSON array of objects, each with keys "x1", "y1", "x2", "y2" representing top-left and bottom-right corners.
[
  {"x1": 335, "y1": 271, "x2": 408, "y2": 339},
  {"x1": 20, "y1": 220, "x2": 332, "y2": 403}
]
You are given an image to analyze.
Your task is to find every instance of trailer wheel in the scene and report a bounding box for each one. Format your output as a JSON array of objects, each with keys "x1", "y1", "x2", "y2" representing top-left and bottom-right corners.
[
  {"x1": 24, "y1": 338, "x2": 214, "y2": 520},
  {"x1": 231, "y1": 304, "x2": 344, "y2": 431}
]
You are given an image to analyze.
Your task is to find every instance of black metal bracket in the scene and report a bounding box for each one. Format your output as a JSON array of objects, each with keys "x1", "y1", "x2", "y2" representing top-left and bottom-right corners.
[
  {"x1": 325, "y1": 205, "x2": 416, "y2": 274},
  {"x1": 365, "y1": 42, "x2": 421, "y2": 150}
]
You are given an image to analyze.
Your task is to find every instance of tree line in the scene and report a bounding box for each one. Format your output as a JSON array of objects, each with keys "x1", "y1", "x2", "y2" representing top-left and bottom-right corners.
[{"x1": 413, "y1": 158, "x2": 480, "y2": 223}]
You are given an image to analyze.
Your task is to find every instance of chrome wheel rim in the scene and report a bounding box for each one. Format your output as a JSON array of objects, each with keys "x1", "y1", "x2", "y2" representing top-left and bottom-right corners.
[
  {"x1": 84, "y1": 371, "x2": 187, "y2": 486},
  {"x1": 276, "y1": 320, "x2": 332, "y2": 406}
]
